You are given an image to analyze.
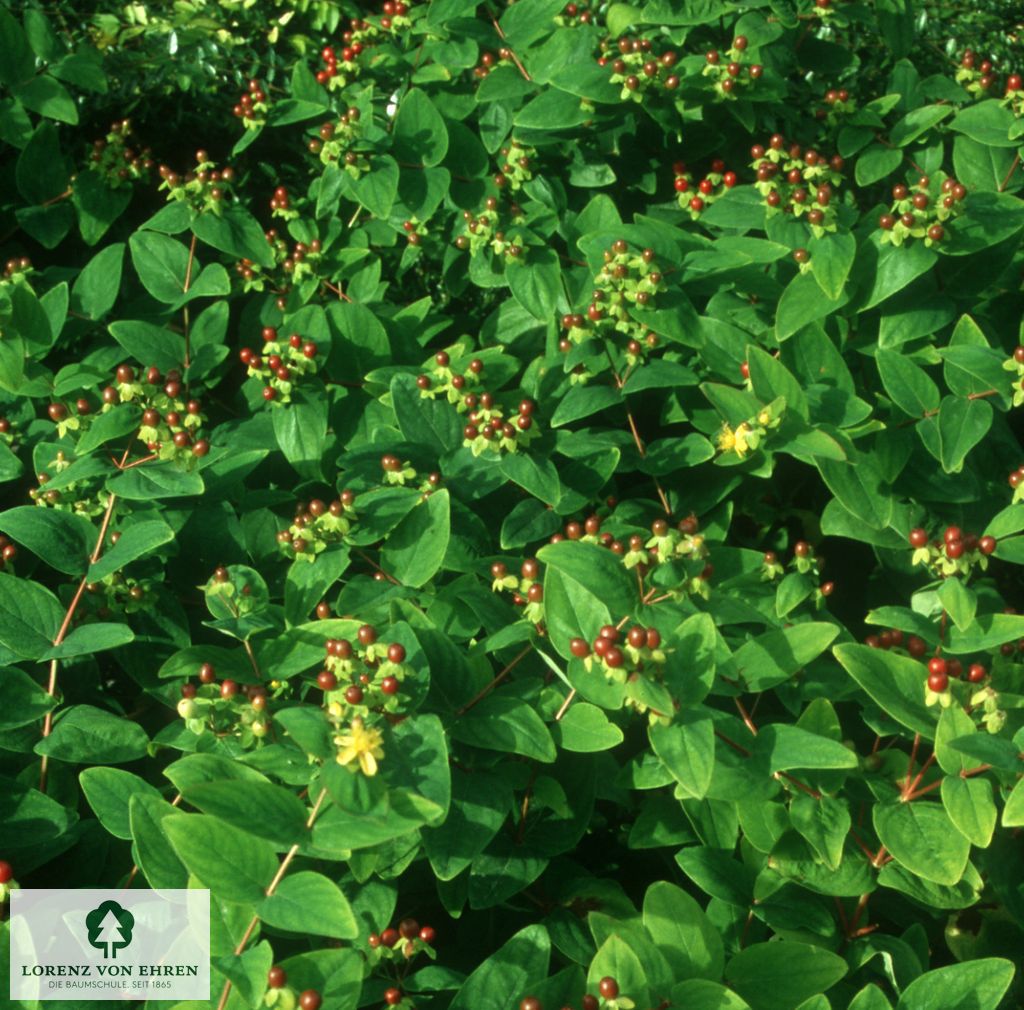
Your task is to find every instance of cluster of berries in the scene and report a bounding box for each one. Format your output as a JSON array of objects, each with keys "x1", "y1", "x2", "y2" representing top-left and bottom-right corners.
[
  {"x1": 367, "y1": 916, "x2": 436, "y2": 963},
  {"x1": 815, "y1": 87, "x2": 854, "y2": 124},
  {"x1": 88, "y1": 118, "x2": 153, "y2": 188},
  {"x1": 177, "y1": 661, "x2": 271, "y2": 743},
  {"x1": 83, "y1": 563, "x2": 154, "y2": 617},
  {"x1": 454, "y1": 196, "x2": 526, "y2": 260},
  {"x1": 319, "y1": 627, "x2": 408, "y2": 712},
  {"x1": 316, "y1": 42, "x2": 361, "y2": 88},
  {"x1": 750, "y1": 135, "x2": 844, "y2": 236},
  {"x1": 955, "y1": 51, "x2": 1021, "y2": 99},
  {"x1": 240, "y1": 327, "x2": 320, "y2": 406},
  {"x1": 461, "y1": 395, "x2": 536, "y2": 457},
  {"x1": 1002, "y1": 346, "x2": 1024, "y2": 408},
  {"x1": 236, "y1": 226, "x2": 323, "y2": 295},
  {"x1": 555, "y1": 1, "x2": 593, "y2": 26},
  {"x1": 864, "y1": 626, "x2": 927, "y2": 657},
  {"x1": 2, "y1": 256, "x2": 31, "y2": 282},
  {"x1": 1007, "y1": 461, "x2": 1024, "y2": 500},
  {"x1": 600, "y1": 36, "x2": 681, "y2": 100},
  {"x1": 29, "y1": 450, "x2": 104, "y2": 515},
  {"x1": 472, "y1": 48, "x2": 516, "y2": 79},
  {"x1": 908, "y1": 525, "x2": 996, "y2": 577},
  {"x1": 673, "y1": 159, "x2": 738, "y2": 217},
  {"x1": 762, "y1": 544, "x2": 834, "y2": 601},
  {"x1": 158, "y1": 150, "x2": 236, "y2": 212},
  {"x1": 232, "y1": 78, "x2": 268, "y2": 128},
  {"x1": 308, "y1": 108, "x2": 367, "y2": 177},
  {"x1": 494, "y1": 140, "x2": 535, "y2": 192},
  {"x1": 491, "y1": 558, "x2": 545, "y2": 626},
  {"x1": 265, "y1": 966, "x2": 321, "y2": 1010},
  {"x1": 703, "y1": 36, "x2": 763, "y2": 99},
  {"x1": 276, "y1": 492, "x2": 357, "y2": 562},
  {"x1": 923, "y1": 655, "x2": 999, "y2": 717},
  {"x1": 520, "y1": 975, "x2": 623, "y2": 1010},
  {"x1": 878, "y1": 177, "x2": 966, "y2": 246},
  {"x1": 560, "y1": 241, "x2": 664, "y2": 354}
]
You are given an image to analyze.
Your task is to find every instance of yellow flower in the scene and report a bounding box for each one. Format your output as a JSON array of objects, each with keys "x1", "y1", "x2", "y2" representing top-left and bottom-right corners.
[
  {"x1": 334, "y1": 717, "x2": 384, "y2": 776},
  {"x1": 716, "y1": 422, "x2": 752, "y2": 457}
]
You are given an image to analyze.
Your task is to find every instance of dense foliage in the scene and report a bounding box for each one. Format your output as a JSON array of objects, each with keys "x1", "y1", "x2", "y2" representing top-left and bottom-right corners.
[{"x1": 2, "y1": 1, "x2": 1024, "y2": 1009}]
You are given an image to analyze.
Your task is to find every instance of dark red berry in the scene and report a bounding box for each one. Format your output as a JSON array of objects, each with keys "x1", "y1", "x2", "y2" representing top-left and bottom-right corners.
[
  {"x1": 599, "y1": 978, "x2": 620, "y2": 999},
  {"x1": 268, "y1": 966, "x2": 287, "y2": 989},
  {"x1": 299, "y1": 991, "x2": 322, "y2": 1010}
]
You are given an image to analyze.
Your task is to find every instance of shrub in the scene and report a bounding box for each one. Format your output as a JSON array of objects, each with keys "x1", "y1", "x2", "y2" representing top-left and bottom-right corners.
[{"x1": 1, "y1": 1, "x2": 1024, "y2": 1009}]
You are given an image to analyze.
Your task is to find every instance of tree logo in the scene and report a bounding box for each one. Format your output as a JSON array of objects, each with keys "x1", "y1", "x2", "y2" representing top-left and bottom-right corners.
[{"x1": 85, "y1": 900, "x2": 135, "y2": 959}]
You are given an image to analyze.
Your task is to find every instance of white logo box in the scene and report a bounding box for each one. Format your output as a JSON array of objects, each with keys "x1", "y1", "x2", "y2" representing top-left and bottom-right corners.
[{"x1": 10, "y1": 889, "x2": 210, "y2": 1001}]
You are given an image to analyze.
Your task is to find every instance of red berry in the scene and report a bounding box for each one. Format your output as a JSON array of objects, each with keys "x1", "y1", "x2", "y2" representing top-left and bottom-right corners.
[
  {"x1": 0, "y1": 860, "x2": 12, "y2": 884},
  {"x1": 979, "y1": 535, "x2": 997, "y2": 555},
  {"x1": 317, "y1": 670, "x2": 338, "y2": 691},
  {"x1": 689, "y1": 196, "x2": 704, "y2": 212},
  {"x1": 344, "y1": 685, "x2": 364, "y2": 704},
  {"x1": 220, "y1": 679, "x2": 238, "y2": 699},
  {"x1": 380, "y1": 927, "x2": 400, "y2": 947},
  {"x1": 944, "y1": 526, "x2": 962, "y2": 543},
  {"x1": 299, "y1": 991, "x2": 322, "y2": 1010},
  {"x1": 908, "y1": 528, "x2": 928, "y2": 548},
  {"x1": 599, "y1": 978, "x2": 620, "y2": 999},
  {"x1": 907, "y1": 636, "x2": 926, "y2": 658},
  {"x1": 928, "y1": 657, "x2": 947, "y2": 677},
  {"x1": 388, "y1": 643, "x2": 406, "y2": 663},
  {"x1": 381, "y1": 676, "x2": 399, "y2": 695},
  {"x1": 384, "y1": 990, "x2": 402, "y2": 1007},
  {"x1": 570, "y1": 637, "x2": 589, "y2": 657},
  {"x1": 419, "y1": 925, "x2": 436, "y2": 943},
  {"x1": 928, "y1": 671, "x2": 949, "y2": 693},
  {"x1": 968, "y1": 663, "x2": 987, "y2": 683},
  {"x1": 268, "y1": 966, "x2": 287, "y2": 989}
]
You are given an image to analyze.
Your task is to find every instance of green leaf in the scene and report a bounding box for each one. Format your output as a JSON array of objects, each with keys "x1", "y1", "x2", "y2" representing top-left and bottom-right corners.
[
  {"x1": 129, "y1": 230, "x2": 193, "y2": 303},
  {"x1": 108, "y1": 461, "x2": 204, "y2": 499},
  {"x1": 391, "y1": 373, "x2": 462, "y2": 455},
  {"x1": 16, "y1": 121, "x2": 68, "y2": 205},
  {"x1": 550, "y1": 383, "x2": 622, "y2": 427},
  {"x1": 182, "y1": 779, "x2": 311, "y2": 845},
  {"x1": 88, "y1": 520, "x2": 175, "y2": 581},
  {"x1": 733, "y1": 623, "x2": 839, "y2": 692},
  {"x1": 889, "y1": 104, "x2": 951, "y2": 145},
  {"x1": 554, "y1": 702, "x2": 623, "y2": 752},
  {"x1": 643, "y1": 881, "x2": 724, "y2": 982},
  {"x1": 507, "y1": 248, "x2": 561, "y2": 320},
  {"x1": 670, "y1": 981, "x2": 752, "y2": 1010},
  {"x1": 753, "y1": 724, "x2": 858, "y2": 771},
  {"x1": 284, "y1": 545, "x2": 350, "y2": 626},
  {"x1": 809, "y1": 232, "x2": 856, "y2": 301},
  {"x1": 941, "y1": 775, "x2": 996, "y2": 848},
  {"x1": 649, "y1": 711, "x2": 715, "y2": 799},
  {"x1": 71, "y1": 243, "x2": 124, "y2": 320},
  {"x1": 0, "y1": 505, "x2": 95, "y2": 575},
  {"x1": 192, "y1": 206, "x2": 275, "y2": 268},
  {"x1": 351, "y1": 155, "x2": 400, "y2": 218},
  {"x1": 451, "y1": 695, "x2": 557, "y2": 762},
  {"x1": 80, "y1": 767, "x2": 162, "y2": 841},
  {"x1": 937, "y1": 577, "x2": 976, "y2": 633},
  {"x1": 949, "y1": 100, "x2": 1017, "y2": 147},
  {"x1": 17, "y1": 74, "x2": 78, "y2": 124},
  {"x1": 259, "y1": 872, "x2": 359, "y2": 938},
  {"x1": 588, "y1": 934, "x2": 650, "y2": 1010},
  {"x1": 895, "y1": 959, "x2": 1014, "y2": 1010},
  {"x1": 0, "y1": 572, "x2": 62, "y2": 659},
  {"x1": 790, "y1": 793, "x2": 851, "y2": 870},
  {"x1": 538, "y1": 540, "x2": 637, "y2": 619},
  {"x1": 381, "y1": 489, "x2": 450, "y2": 588},
  {"x1": 873, "y1": 801, "x2": 970, "y2": 886},
  {"x1": 501, "y1": 498, "x2": 561, "y2": 549},
  {"x1": 0, "y1": 667, "x2": 57, "y2": 728},
  {"x1": 163, "y1": 813, "x2": 279, "y2": 904},
  {"x1": 393, "y1": 89, "x2": 449, "y2": 167},
  {"x1": 42, "y1": 621, "x2": 134, "y2": 660},
  {"x1": 450, "y1": 925, "x2": 550, "y2": 1010},
  {"x1": 834, "y1": 644, "x2": 936, "y2": 737},
  {"x1": 108, "y1": 319, "x2": 187, "y2": 371},
  {"x1": 129, "y1": 794, "x2": 188, "y2": 889},
  {"x1": 0, "y1": 7, "x2": 35, "y2": 86},
  {"x1": 930, "y1": 396, "x2": 992, "y2": 473},
  {"x1": 1002, "y1": 778, "x2": 1024, "y2": 827},
  {"x1": 35, "y1": 704, "x2": 149, "y2": 764},
  {"x1": 855, "y1": 146, "x2": 903, "y2": 186},
  {"x1": 817, "y1": 455, "x2": 892, "y2": 531},
  {"x1": 501, "y1": 452, "x2": 561, "y2": 505},
  {"x1": 273, "y1": 388, "x2": 328, "y2": 477},
  {"x1": 876, "y1": 349, "x2": 939, "y2": 416},
  {"x1": 675, "y1": 846, "x2": 757, "y2": 906},
  {"x1": 724, "y1": 942, "x2": 848, "y2": 1010}
]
